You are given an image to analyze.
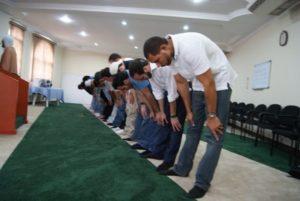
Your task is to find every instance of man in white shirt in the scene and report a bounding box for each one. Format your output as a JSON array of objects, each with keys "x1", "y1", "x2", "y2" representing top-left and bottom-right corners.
[
  {"x1": 129, "y1": 58, "x2": 187, "y2": 172},
  {"x1": 143, "y1": 32, "x2": 237, "y2": 199}
]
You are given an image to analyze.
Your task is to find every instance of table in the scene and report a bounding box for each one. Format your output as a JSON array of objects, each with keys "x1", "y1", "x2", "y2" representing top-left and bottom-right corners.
[{"x1": 29, "y1": 86, "x2": 64, "y2": 107}]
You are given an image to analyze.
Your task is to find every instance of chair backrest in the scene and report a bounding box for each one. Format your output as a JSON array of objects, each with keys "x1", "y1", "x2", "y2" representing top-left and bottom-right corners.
[
  {"x1": 267, "y1": 104, "x2": 282, "y2": 114},
  {"x1": 230, "y1": 102, "x2": 238, "y2": 113},
  {"x1": 245, "y1": 103, "x2": 255, "y2": 111},
  {"x1": 237, "y1": 102, "x2": 246, "y2": 109},
  {"x1": 236, "y1": 102, "x2": 246, "y2": 114},
  {"x1": 255, "y1": 104, "x2": 267, "y2": 113},
  {"x1": 296, "y1": 119, "x2": 300, "y2": 133},
  {"x1": 279, "y1": 105, "x2": 300, "y2": 117},
  {"x1": 277, "y1": 106, "x2": 300, "y2": 129}
]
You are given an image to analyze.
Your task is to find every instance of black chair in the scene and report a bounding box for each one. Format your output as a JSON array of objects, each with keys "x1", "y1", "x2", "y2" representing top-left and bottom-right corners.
[
  {"x1": 231, "y1": 102, "x2": 246, "y2": 134},
  {"x1": 237, "y1": 103, "x2": 255, "y2": 139},
  {"x1": 229, "y1": 102, "x2": 238, "y2": 126},
  {"x1": 255, "y1": 104, "x2": 282, "y2": 146},
  {"x1": 271, "y1": 106, "x2": 300, "y2": 164},
  {"x1": 245, "y1": 104, "x2": 267, "y2": 134},
  {"x1": 294, "y1": 119, "x2": 300, "y2": 165}
]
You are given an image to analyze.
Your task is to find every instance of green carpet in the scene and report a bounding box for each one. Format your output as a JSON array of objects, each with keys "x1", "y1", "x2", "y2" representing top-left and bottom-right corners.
[
  {"x1": 193, "y1": 127, "x2": 290, "y2": 172},
  {"x1": 221, "y1": 132, "x2": 290, "y2": 172},
  {"x1": 16, "y1": 116, "x2": 24, "y2": 129},
  {"x1": 0, "y1": 104, "x2": 194, "y2": 201}
]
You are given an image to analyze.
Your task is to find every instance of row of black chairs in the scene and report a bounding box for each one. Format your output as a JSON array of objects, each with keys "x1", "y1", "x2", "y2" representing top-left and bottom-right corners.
[{"x1": 229, "y1": 102, "x2": 300, "y2": 165}]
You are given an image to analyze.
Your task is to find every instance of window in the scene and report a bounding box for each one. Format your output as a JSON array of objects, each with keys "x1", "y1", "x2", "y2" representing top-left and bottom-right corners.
[
  {"x1": 31, "y1": 35, "x2": 55, "y2": 80},
  {"x1": 9, "y1": 22, "x2": 25, "y2": 74}
]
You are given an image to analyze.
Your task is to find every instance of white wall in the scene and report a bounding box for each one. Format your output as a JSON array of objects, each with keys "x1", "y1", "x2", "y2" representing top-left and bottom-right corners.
[
  {"x1": 61, "y1": 49, "x2": 109, "y2": 104},
  {"x1": 229, "y1": 10, "x2": 300, "y2": 107},
  {"x1": 0, "y1": 10, "x2": 63, "y2": 87}
]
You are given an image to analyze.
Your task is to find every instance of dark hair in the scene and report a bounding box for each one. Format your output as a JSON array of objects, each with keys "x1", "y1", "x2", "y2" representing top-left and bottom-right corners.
[
  {"x1": 100, "y1": 67, "x2": 111, "y2": 78},
  {"x1": 112, "y1": 72, "x2": 129, "y2": 89},
  {"x1": 78, "y1": 83, "x2": 84, "y2": 89},
  {"x1": 93, "y1": 68, "x2": 111, "y2": 86},
  {"x1": 82, "y1": 75, "x2": 90, "y2": 82},
  {"x1": 143, "y1": 36, "x2": 168, "y2": 58},
  {"x1": 108, "y1": 53, "x2": 122, "y2": 63},
  {"x1": 128, "y1": 58, "x2": 148, "y2": 77}
]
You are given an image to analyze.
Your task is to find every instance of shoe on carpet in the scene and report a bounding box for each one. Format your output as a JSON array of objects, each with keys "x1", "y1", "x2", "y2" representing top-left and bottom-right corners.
[
  {"x1": 131, "y1": 143, "x2": 146, "y2": 150},
  {"x1": 187, "y1": 186, "x2": 207, "y2": 199},
  {"x1": 123, "y1": 137, "x2": 133, "y2": 141},
  {"x1": 156, "y1": 162, "x2": 173, "y2": 172},
  {"x1": 159, "y1": 169, "x2": 181, "y2": 176},
  {"x1": 141, "y1": 152, "x2": 163, "y2": 160},
  {"x1": 139, "y1": 150, "x2": 152, "y2": 156}
]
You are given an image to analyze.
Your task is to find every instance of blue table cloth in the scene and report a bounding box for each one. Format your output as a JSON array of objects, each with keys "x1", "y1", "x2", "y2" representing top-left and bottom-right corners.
[{"x1": 29, "y1": 86, "x2": 64, "y2": 102}]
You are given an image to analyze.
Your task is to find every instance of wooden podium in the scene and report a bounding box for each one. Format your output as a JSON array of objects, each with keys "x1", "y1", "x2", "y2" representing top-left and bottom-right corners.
[{"x1": 0, "y1": 69, "x2": 28, "y2": 134}]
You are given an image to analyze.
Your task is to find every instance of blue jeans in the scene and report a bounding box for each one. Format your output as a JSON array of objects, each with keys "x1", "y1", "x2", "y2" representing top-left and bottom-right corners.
[
  {"x1": 131, "y1": 108, "x2": 152, "y2": 150},
  {"x1": 163, "y1": 95, "x2": 186, "y2": 165},
  {"x1": 144, "y1": 118, "x2": 169, "y2": 157},
  {"x1": 173, "y1": 88, "x2": 231, "y2": 191},
  {"x1": 132, "y1": 105, "x2": 169, "y2": 156},
  {"x1": 112, "y1": 101, "x2": 126, "y2": 127}
]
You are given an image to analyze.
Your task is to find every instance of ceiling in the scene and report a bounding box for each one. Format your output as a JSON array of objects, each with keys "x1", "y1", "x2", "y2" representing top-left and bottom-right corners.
[{"x1": 0, "y1": 0, "x2": 292, "y2": 57}]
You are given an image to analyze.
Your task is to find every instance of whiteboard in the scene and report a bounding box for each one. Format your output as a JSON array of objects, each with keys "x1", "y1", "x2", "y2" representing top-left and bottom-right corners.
[{"x1": 252, "y1": 60, "x2": 271, "y2": 90}]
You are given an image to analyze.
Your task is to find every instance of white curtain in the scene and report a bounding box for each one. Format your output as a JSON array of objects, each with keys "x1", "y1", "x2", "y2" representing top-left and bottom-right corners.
[
  {"x1": 31, "y1": 36, "x2": 54, "y2": 81},
  {"x1": 9, "y1": 23, "x2": 24, "y2": 74}
]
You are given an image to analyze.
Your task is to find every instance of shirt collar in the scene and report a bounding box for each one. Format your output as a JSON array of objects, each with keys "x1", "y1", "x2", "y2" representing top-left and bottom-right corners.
[{"x1": 166, "y1": 34, "x2": 178, "y2": 61}]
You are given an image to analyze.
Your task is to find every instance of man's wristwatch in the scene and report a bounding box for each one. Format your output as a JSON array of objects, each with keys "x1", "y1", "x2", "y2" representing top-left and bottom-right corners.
[
  {"x1": 170, "y1": 114, "x2": 177, "y2": 119},
  {"x1": 207, "y1": 112, "x2": 217, "y2": 118}
]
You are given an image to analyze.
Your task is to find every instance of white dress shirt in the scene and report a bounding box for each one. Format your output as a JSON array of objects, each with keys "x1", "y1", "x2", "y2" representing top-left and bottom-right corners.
[
  {"x1": 167, "y1": 32, "x2": 237, "y2": 91},
  {"x1": 149, "y1": 65, "x2": 179, "y2": 102}
]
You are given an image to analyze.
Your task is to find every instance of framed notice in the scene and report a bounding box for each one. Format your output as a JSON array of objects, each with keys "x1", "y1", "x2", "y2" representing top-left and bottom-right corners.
[{"x1": 252, "y1": 60, "x2": 271, "y2": 90}]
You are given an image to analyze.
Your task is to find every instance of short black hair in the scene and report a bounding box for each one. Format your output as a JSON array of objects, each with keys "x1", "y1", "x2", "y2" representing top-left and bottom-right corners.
[
  {"x1": 129, "y1": 58, "x2": 148, "y2": 77},
  {"x1": 93, "y1": 68, "x2": 111, "y2": 86},
  {"x1": 108, "y1": 53, "x2": 122, "y2": 63},
  {"x1": 93, "y1": 71, "x2": 101, "y2": 86},
  {"x1": 100, "y1": 67, "x2": 111, "y2": 78},
  {"x1": 112, "y1": 72, "x2": 129, "y2": 89},
  {"x1": 82, "y1": 75, "x2": 90, "y2": 82},
  {"x1": 78, "y1": 83, "x2": 84, "y2": 89},
  {"x1": 143, "y1": 36, "x2": 168, "y2": 58}
]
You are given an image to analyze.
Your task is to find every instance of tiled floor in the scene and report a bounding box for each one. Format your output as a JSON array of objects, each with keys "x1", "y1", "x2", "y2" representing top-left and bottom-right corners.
[
  {"x1": 124, "y1": 134, "x2": 300, "y2": 201},
  {"x1": 0, "y1": 106, "x2": 45, "y2": 169},
  {"x1": 1, "y1": 105, "x2": 300, "y2": 201}
]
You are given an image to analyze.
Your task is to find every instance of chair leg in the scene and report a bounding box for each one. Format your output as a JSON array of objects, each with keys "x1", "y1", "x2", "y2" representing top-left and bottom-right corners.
[
  {"x1": 289, "y1": 140, "x2": 294, "y2": 165},
  {"x1": 262, "y1": 129, "x2": 265, "y2": 142},
  {"x1": 240, "y1": 122, "x2": 243, "y2": 139},
  {"x1": 295, "y1": 141, "x2": 300, "y2": 166},
  {"x1": 244, "y1": 123, "x2": 247, "y2": 139},
  {"x1": 270, "y1": 133, "x2": 276, "y2": 156},
  {"x1": 231, "y1": 119, "x2": 235, "y2": 134},
  {"x1": 255, "y1": 126, "x2": 259, "y2": 147}
]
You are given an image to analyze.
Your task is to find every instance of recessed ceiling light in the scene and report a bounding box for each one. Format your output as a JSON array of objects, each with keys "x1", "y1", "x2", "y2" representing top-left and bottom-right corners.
[
  {"x1": 94, "y1": 42, "x2": 99, "y2": 46},
  {"x1": 79, "y1": 31, "x2": 88, "y2": 37},
  {"x1": 121, "y1": 20, "x2": 127, "y2": 26},
  {"x1": 59, "y1": 14, "x2": 73, "y2": 24},
  {"x1": 183, "y1": 25, "x2": 189, "y2": 31},
  {"x1": 129, "y1": 35, "x2": 134, "y2": 40},
  {"x1": 134, "y1": 46, "x2": 138, "y2": 49},
  {"x1": 192, "y1": 0, "x2": 206, "y2": 4}
]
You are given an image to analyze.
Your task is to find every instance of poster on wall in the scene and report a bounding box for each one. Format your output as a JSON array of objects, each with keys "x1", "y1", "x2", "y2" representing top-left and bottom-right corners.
[{"x1": 252, "y1": 60, "x2": 271, "y2": 90}]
